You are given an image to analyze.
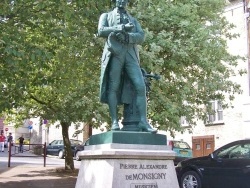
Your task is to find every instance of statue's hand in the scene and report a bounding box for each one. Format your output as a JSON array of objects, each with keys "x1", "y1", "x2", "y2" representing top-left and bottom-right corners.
[
  {"x1": 124, "y1": 22, "x2": 134, "y2": 32},
  {"x1": 116, "y1": 32, "x2": 129, "y2": 44}
]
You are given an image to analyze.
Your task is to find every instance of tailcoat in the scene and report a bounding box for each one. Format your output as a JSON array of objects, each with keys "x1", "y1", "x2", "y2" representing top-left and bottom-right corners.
[{"x1": 98, "y1": 7, "x2": 145, "y2": 104}]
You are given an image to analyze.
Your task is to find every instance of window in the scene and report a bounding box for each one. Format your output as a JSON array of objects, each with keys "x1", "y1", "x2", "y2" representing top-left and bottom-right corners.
[
  {"x1": 196, "y1": 144, "x2": 201, "y2": 150},
  {"x1": 51, "y1": 140, "x2": 59, "y2": 145},
  {"x1": 70, "y1": 140, "x2": 83, "y2": 145},
  {"x1": 58, "y1": 140, "x2": 63, "y2": 145},
  {"x1": 173, "y1": 141, "x2": 191, "y2": 149},
  {"x1": 207, "y1": 100, "x2": 223, "y2": 123},
  {"x1": 217, "y1": 143, "x2": 250, "y2": 159},
  {"x1": 206, "y1": 144, "x2": 211, "y2": 149},
  {"x1": 180, "y1": 116, "x2": 189, "y2": 127}
]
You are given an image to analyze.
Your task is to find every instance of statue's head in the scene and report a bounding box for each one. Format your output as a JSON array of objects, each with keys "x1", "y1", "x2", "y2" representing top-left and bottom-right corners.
[{"x1": 112, "y1": 0, "x2": 129, "y2": 8}]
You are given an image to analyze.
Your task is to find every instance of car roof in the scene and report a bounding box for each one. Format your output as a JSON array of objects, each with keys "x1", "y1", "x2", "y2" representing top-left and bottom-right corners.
[
  {"x1": 167, "y1": 140, "x2": 189, "y2": 143},
  {"x1": 50, "y1": 139, "x2": 82, "y2": 143},
  {"x1": 207, "y1": 139, "x2": 250, "y2": 156}
]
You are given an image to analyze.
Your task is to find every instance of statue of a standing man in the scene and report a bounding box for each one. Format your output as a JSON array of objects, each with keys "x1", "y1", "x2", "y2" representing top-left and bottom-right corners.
[{"x1": 98, "y1": 0, "x2": 156, "y2": 133}]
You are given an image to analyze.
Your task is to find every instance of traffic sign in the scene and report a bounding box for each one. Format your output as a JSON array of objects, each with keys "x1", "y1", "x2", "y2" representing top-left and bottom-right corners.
[{"x1": 5, "y1": 127, "x2": 8, "y2": 132}]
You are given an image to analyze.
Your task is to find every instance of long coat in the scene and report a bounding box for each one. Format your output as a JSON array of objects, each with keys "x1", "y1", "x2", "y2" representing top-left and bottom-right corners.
[{"x1": 98, "y1": 8, "x2": 145, "y2": 104}]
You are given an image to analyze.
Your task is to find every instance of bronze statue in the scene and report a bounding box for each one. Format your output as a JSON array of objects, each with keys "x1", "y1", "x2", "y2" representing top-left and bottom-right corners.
[{"x1": 98, "y1": 0, "x2": 156, "y2": 133}]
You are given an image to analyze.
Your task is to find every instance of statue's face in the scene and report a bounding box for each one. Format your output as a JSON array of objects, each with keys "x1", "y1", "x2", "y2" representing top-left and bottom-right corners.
[{"x1": 115, "y1": 0, "x2": 128, "y2": 8}]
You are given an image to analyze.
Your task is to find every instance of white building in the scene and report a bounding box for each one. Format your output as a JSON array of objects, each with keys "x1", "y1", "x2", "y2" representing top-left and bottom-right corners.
[{"x1": 165, "y1": 0, "x2": 250, "y2": 157}]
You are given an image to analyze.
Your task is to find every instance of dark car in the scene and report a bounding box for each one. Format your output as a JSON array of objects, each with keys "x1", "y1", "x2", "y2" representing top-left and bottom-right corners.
[
  {"x1": 46, "y1": 139, "x2": 83, "y2": 159},
  {"x1": 167, "y1": 140, "x2": 193, "y2": 165},
  {"x1": 74, "y1": 143, "x2": 85, "y2": 161},
  {"x1": 74, "y1": 138, "x2": 90, "y2": 161},
  {"x1": 176, "y1": 139, "x2": 250, "y2": 188}
]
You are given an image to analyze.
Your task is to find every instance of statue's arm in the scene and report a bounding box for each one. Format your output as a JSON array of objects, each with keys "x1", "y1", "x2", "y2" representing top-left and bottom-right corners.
[
  {"x1": 127, "y1": 18, "x2": 145, "y2": 45},
  {"x1": 98, "y1": 13, "x2": 124, "y2": 38}
]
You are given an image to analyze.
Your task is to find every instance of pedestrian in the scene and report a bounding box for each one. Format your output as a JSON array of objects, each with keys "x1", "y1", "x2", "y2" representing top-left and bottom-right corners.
[
  {"x1": 18, "y1": 135, "x2": 24, "y2": 153},
  {"x1": 0, "y1": 132, "x2": 5, "y2": 152},
  {"x1": 97, "y1": 0, "x2": 156, "y2": 133},
  {"x1": 7, "y1": 132, "x2": 13, "y2": 152}
]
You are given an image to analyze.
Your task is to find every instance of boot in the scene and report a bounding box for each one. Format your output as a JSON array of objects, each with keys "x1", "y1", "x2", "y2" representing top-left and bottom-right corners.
[
  {"x1": 111, "y1": 122, "x2": 120, "y2": 131},
  {"x1": 138, "y1": 121, "x2": 157, "y2": 133}
]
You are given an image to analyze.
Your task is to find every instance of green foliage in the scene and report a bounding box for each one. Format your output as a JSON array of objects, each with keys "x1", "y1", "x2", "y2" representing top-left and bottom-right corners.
[
  {"x1": 130, "y1": 0, "x2": 245, "y2": 132},
  {"x1": 0, "y1": 0, "x2": 111, "y2": 170},
  {"x1": 0, "y1": 0, "x2": 245, "y2": 138},
  {"x1": 0, "y1": 0, "x2": 109, "y2": 127}
]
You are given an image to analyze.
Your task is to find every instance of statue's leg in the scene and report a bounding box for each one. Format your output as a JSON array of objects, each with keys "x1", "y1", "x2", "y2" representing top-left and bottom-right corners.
[
  {"x1": 125, "y1": 56, "x2": 157, "y2": 133},
  {"x1": 108, "y1": 56, "x2": 123, "y2": 130}
]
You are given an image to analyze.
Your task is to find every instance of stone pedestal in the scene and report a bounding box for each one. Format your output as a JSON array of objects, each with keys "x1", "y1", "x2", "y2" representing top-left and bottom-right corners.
[{"x1": 75, "y1": 143, "x2": 179, "y2": 188}]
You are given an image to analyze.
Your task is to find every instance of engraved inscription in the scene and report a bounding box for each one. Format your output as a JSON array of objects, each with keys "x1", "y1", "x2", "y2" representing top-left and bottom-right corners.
[
  {"x1": 120, "y1": 164, "x2": 138, "y2": 169},
  {"x1": 119, "y1": 162, "x2": 168, "y2": 183},
  {"x1": 126, "y1": 173, "x2": 166, "y2": 180},
  {"x1": 130, "y1": 183, "x2": 158, "y2": 188},
  {"x1": 139, "y1": 164, "x2": 168, "y2": 169},
  {"x1": 120, "y1": 163, "x2": 168, "y2": 170}
]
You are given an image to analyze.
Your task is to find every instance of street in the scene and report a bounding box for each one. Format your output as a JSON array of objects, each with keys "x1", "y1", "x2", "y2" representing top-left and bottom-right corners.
[
  {"x1": 0, "y1": 145, "x2": 80, "y2": 188},
  {"x1": 0, "y1": 145, "x2": 81, "y2": 168}
]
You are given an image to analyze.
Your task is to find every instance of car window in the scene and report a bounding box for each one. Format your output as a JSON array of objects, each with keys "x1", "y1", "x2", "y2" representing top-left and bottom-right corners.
[
  {"x1": 50, "y1": 140, "x2": 59, "y2": 145},
  {"x1": 173, "y1": 141, "x2": 191, "y2": 149},
  {"x1": 58, "y1": 140, "x2": 63, "y2": 145},
  {"x1": 84, "y1": 139, "x2": 90, "y2": 146},
  {"x1": 70, "y1": 140, "x2": 83, "y2": 145},
  {"x1": 240, "y1": 144, "x2": 250, "y2": 159},
  {"x1": 217, "y1": 143, "x2": 250, "y2": 159}
]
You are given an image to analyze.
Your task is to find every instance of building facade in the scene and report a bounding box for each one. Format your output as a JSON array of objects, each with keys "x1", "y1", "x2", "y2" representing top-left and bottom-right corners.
[{"x1": 164, "y1": 0, "x2": 250, "y2": 157}]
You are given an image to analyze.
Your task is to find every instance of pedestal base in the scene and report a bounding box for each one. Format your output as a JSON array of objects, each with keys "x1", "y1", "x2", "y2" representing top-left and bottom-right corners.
[
  {"x1": 86, "y1": 131, "x2": 167, "y2": 145},
  {"x1": 75, "y1": 144, "x2": 179, "y2": 188}
]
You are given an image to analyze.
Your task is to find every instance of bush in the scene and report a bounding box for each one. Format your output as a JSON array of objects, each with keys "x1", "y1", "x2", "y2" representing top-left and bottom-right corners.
[{"x1": 15, "y1": 139, "x2": 30, "y2": 144}]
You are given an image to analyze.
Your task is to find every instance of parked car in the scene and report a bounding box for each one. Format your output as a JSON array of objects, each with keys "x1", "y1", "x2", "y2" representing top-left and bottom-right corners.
[
  {"x1": 167, "y1": 140, "x2": 193, "y2": 165},
  {"x1": 74, "y1": 143, "x2": 85, "y2": 161},
  {"x1": 176, "y1": 139, "x2": 250, "y2": 188},
  {"x1": 46, "y1": 139, "x2": 83, "y2": 159},
  {"x1": 74, "y1": 138, "x2": 90, "y2": 161}
]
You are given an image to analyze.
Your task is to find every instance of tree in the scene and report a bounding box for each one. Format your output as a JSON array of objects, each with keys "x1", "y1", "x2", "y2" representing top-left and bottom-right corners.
[
  {"x1": 0, "y1": 0, "x2": 109, "y2": 170},
  {"x1": 0, "y1": 0, "x2": 245, "y2": 170},
  {"x1": 130, "y1": 0, "x2": 245, "y2": 135}
]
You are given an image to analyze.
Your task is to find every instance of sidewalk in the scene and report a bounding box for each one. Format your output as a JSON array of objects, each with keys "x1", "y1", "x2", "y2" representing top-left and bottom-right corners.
[
  {"x1": 0, "y1": 165, "x2": 78, "y2": 188},
  {"x1": 0, "y1": 146, "x2": 79, "y2": 188}
]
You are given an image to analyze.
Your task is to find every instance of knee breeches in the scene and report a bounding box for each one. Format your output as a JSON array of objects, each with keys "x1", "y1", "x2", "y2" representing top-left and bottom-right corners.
[{"x1": 108, "y1": 53, "x2": 146, "y2": 96}]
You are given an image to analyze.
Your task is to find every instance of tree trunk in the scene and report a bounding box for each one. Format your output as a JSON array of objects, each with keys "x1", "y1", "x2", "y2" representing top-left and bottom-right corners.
[
  {"x1": 61, "y1": 121, "x2": 74, "y2": 170},
  {"x1": 83, "y1": 122, "x2": 92, "y2": 143}
]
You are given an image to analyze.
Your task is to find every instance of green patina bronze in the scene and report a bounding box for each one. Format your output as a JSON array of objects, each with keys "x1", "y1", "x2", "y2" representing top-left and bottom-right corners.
[
  {"x1": 87, "y1": 131, "x2": 167, "y2": 146},
  {"x1": 98, "y1": 0, "x2": 157, "y2": 133}
]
